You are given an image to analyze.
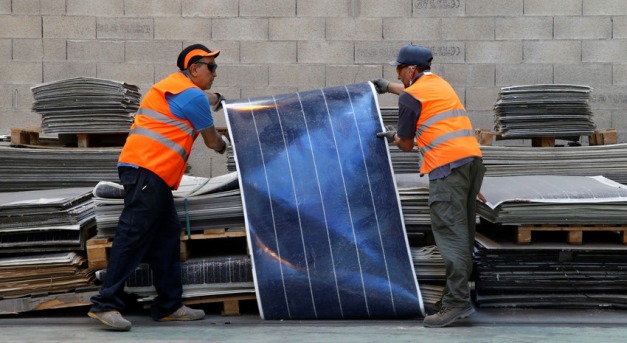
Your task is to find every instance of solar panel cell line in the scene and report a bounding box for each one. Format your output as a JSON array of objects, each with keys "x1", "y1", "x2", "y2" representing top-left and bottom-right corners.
[{"x1": 225, "y1": 82, "x2": 424, "y2": 320}]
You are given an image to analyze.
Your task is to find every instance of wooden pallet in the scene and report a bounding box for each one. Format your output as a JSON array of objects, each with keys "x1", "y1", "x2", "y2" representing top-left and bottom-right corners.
[
  {"x1": 140, "y1": 293, "x2": 256, "y2": 316},
  {"x1": 516, "y1": 224, "x2": 627, "y2": 245},
  {"x1": 475, "y1": 128, "x2": 618, "y2": 147},
  {"x1": 10, "y1": 127, "x2": 127, "y2": 148},
  {"x1": 86, "y1": 229, "x2": 247, "y2": 270}
]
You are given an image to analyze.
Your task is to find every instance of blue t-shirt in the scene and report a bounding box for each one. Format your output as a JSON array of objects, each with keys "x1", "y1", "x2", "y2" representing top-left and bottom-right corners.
[{"x1": 166, "y1": 88, "x2": 214, "y2": 131}]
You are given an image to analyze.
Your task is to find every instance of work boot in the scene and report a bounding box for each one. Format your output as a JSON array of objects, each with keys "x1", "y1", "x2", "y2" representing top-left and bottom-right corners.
[
  {"x1": 88, "y1": 310, "x2": 132, "y2": 331},
  {"x1": 158, "y1": 305, "x2": 205, "y2": 321},
  {"x1": 423, "y1": 305, "x2": 474, "y2": 328}
]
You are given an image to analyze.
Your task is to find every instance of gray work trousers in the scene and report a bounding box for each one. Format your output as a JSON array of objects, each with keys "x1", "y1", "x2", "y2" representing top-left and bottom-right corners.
[{"x1": 428, "y1": 157, "x2": 485, "y2": 308}]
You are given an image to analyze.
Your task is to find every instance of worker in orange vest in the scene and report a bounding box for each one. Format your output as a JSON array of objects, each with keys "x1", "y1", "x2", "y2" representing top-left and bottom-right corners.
[
  {"x1": 88, "y1": 44, "x2": 229, "y2": 331},
  {"x1": 373, "y1": 44, "x2": 485, "y2": 328}
]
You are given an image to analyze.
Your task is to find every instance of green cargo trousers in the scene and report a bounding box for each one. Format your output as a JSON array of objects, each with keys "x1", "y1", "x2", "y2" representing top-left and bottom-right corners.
[{"x1": 428, "y1": 157, "x2": 485, "y2": 308}]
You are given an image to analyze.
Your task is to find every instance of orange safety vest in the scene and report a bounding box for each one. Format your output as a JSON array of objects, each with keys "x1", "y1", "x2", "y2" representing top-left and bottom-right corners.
[
  {"x1": 118, "y1": 72, "x2": 200, "y2": 189},
  {"x1": 404, "y1": 73, "x2": 482, "y2": 175}
]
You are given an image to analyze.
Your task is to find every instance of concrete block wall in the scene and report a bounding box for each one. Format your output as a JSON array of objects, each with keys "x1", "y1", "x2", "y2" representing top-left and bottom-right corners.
[{"x1": 0, "y1": 0, "x2": 626, "y2": 178}]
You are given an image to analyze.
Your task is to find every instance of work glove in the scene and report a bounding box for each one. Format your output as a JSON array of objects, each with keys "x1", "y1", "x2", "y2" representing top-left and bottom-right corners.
[
  {"x1": 376, "y1": 125, "x2": 397, "y2": 143},
  {"x1": 371, "y1": 79, "x2": 390, "y2": 94},
  {"x1": 211, "y1": 92, "x2": 225, "y2": 112},
  {"x1": 216, "y1": 134, "x2": 230, "y2": 155}
]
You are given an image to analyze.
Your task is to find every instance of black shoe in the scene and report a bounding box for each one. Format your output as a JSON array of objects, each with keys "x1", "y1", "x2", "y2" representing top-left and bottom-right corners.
[{"x1": 423, "y1": 305, "x2": 474, "y2": 328}]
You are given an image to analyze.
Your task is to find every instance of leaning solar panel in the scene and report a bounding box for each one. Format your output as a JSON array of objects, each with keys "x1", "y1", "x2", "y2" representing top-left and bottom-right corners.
[{"x1": 224, "y1": 82, "x2": 423, "y2": 320}]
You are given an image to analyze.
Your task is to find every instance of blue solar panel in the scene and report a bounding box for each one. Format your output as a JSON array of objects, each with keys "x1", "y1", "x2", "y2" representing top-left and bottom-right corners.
[{"x1": 224, "y1": 82, "x2": 423, "y2": 319}]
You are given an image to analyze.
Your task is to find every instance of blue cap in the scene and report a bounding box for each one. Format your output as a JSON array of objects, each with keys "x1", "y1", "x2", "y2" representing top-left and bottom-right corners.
[{"x1": 389, "y1": 44, "x2": 433, "y2": 67}]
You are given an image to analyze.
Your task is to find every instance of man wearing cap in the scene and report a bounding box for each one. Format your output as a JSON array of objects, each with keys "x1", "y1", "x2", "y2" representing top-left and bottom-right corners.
[
  {"x1": 373, "y1": 44, "x2": 485, "y2": 328},
  {"x1": 88, "y1": 44, "x2": 229, "y2": 331}
]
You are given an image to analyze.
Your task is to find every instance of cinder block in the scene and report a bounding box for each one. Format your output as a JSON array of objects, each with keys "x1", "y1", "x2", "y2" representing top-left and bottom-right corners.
[
  {"x1": 183, "y1": 0, "x2": 238, "y2": 18},
  {"x1": 375, "y1": 93, "x2": 400, "y2": 108},
  {"x1": 97, "y1": 18, "x2": 153, "y2": 40},
  {"x1": 383, "y1": 18, "x2": 441, "y2": 41},
  {"x1": 41, "y1": 0, "x2": 66, "y2": 15},
  {"x1": 592, "y1": 110, "x2": 612, "y2": 129},
  {"x1": 240, "y1": 0, "x2": 295, "y2": 17},
  {"x1": 12, "y1": 0, "x2": 41, "y2": 14},
  {"x1": 298, "y1": 41, "x2": 354, "y2": 64},
  {"x1": 155, "y1": 18, "x2": 211, "y2": 40},
  {"x1": 584, "y1": 0, "x2": 627, "y2": 15},
  {"x1": 270, "y1": 18, "x2": 325, "y2": 41},
  {"x1": 436, "y1": 64, "x2": 495, "y2": 87},
  {"x1": 465, "y1": 87, "x2": 500, "y2": 111},
  {"x1": 269, "y1": 64, "x2": 326, "y2": 89},
  {"x1": 614, "y1": 64, "x2": 627, "y2": 86},
  {"x1": 615, "y1": 16, "x2": 627, "y2": 39},
  {"x1": 43, "y1": 16, "x2": 95, "y2": 39},
  {"x1": 0, "y1": 110, "x2": 41, "y2": 132},
  {"x1": 0, "y1": 85, "x2": 13, "y2": 109},
  {"x1": 555, "y1": 63, "x2": 612, "y2": 86},
  {"x1": 13, "y1": 84, "x2": 36, "y2": 111},
  {"x1": 442, "y1": 17, "x2": 494, "y2": 41},
  {"x1": 13, "y1": 39, "x2": 43, "y2": 61},
  {"x1": 43, "y1": 38, "x2": 67, "y2": 61},
  {"x1": 0, "y1": 62, "x2": 42, "y2": 84},
  {"x1": 495, "y1": 17, "x2": 552, "y2": 40},
  {"x1": 524, "y1": 41, "x2": 581, "y2": 63},
  {"x1": 583, "y1": 40, "x2": 627, "y2": 63},
  {"x1": 241, "y1": 41, "x2": 297, "y2": 64},
  {"x1": 524, "y1": 0, "x2": 582, "y2": 16},
  {"x1": 326, "y1": 18, "x2": 381, "y2": 41},
  {"x1": 590, "y1": 86, "x2": 627, "y2": 110},
  {"x1": 355, "y1": 41, "x2": 405, "y2": 64},
  {"x1": 413, "y1": 0, "x2": 465, "y2": 17},
  {"x1": 0, "y1": 39, "x2": 10, "y2": 60},
  {"x1": 212, "y1": 18, "x2": 268, "y2": 41},
  {"x1": 241, "y1": 86, "x2": 298, "y2": 98},
  {"x1": 358, "y1": 0, "x2": 412, "y2": 18},
  {"x1": 467, "y1": 41, "x2": 522, "y2": 63},
  {"x1": 297, "y1": 0, "x2": 352, "y2": 17},
  {"x1": 43, "y1": 62, "x2": 96, "y2": 82},
  {"x1": 324, "y1": 65, "x2": 381, "y2": 87},
  {"x1": 0, "y1": 16, "x2": 42, "y2": 38},
  {"x1": 469, "y1": 110, "x2": 495, "y2": 132},
  {"x1": 466, "y1": 0, "x2": 523, "y2": 16},
  {"x1": 0, "y1": 0, "x2": 9, "y2": 14},
  {"x1": 495, "y1": 64, "x2": 554, "y2": 86},
  {"x1": 216, "y1": 65, "x2": 269, "y2": 87},
  {"x1": 154, "y1": 63, "x2": 176, "y2": 84},
  {"x1": 67, "y1": 40, "x2": 124, "y2": 62},
  {"x1": 97, "y1": 63, "x2": 156, "y2": 85},
  {"x1": 125, "y1": 41, "x2": 182, "y2": 64},
  {"x1": 125, "y1": 0, "x2": 181, "y2": 17},
  {"x1": 67, "y1": 0, "x2": 123, "y2": 16},
  {"x1": 555, "y1": 17, "x2": 612, "y2": 39}
]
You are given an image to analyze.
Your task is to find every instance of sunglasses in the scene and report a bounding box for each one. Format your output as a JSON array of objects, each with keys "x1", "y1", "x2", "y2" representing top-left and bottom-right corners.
[{"x1": 195, "y1": 61, "x2": 218, "y2": 73}]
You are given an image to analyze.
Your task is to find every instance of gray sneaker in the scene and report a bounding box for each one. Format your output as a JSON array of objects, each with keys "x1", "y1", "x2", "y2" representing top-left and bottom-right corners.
[
  {"x1": 423, "y1": 305, "x2": 474, "y2": 328},
  {"x1": 158, "y1": 305, "x2": 205, "y2": 321},
  {"x1": 88, "y1": 310, "x2": 132, "y2": 331}
]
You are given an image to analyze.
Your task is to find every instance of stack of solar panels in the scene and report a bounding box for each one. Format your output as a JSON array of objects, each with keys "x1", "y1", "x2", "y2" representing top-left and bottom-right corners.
[
  {"x1": 395, "y1": 173, "x2": 431, "y2": 231},
  {"x1": 97, "y1": 255, "x2": 254, "y2": 302},
  {"x1": 474, "y1": 230, "x2": 627, "y2": 309},
  {"x1": 411, "y1": 245, "x2": 445, "y2": 311},
  {"x1": 0, "y1": 252, "x2": 93, "y2": 300},
  {"x1": 481, "y1": 144, "x2": 627, "y2": 185},
  {"x1": 493, "y1": 84, "x2": 595, "y2": 138},
  {"x1": 31, "y1": 77, "x2": 140, "y2": 134},
  {"x1": 380, "y1": 107, "x2": 400, "y2": 127},
  {"x1": 477, "y1": 175, "x2": 627, "y2": 226},
  {"x1": 0, "y1": 144, "x2": 120, "y2": 192},
  {"x1": 93, "y1": 173, "x2": 245, "y2": 237},
  {"x1": 0, "y1": 187, "x2": 96, "y2": 253}
]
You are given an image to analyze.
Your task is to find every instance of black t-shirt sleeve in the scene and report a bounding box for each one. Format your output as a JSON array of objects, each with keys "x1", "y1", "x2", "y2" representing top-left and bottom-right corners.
[{"x1": 396, "y1": 92, "x2": 421, "y2": 140}]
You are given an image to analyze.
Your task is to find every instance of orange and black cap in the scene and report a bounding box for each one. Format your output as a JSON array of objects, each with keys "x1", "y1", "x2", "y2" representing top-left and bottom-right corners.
[{"x1": 177, "y1": 44, "x2": 220, "y2": 70}]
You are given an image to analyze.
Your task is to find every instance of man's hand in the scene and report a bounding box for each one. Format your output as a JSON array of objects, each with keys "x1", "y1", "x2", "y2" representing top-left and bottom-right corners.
[
  {"x1": 211, "y1": 92, "x2": 225, "y2": 112},
  {"x1": 376, "y1": 125, "x2": 397, "y2": 143},
  {"x1": 216, "y1": 134, "x2": 230, "y2": 154},
  {"x1": 371, "y1": 79, "x2": 390, "y2": 94}
]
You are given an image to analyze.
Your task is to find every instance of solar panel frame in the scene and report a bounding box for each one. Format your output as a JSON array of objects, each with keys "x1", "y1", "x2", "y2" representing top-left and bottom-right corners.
[{"x1": 225, "y1": 82, "x2": 424, "y2": 320}]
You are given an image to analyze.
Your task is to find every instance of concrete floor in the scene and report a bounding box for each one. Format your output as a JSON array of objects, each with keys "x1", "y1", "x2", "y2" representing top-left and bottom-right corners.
[{"x1": 2, "y1": 303, "x2": 627, "y2": 343}]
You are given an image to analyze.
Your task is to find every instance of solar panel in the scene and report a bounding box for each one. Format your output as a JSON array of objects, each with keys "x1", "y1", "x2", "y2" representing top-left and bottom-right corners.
[{"x1": 224, "y1": 82, "x2": 424, "y2": 319}]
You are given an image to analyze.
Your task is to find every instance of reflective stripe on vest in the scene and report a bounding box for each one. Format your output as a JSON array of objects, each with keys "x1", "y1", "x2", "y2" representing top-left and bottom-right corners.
[
  {"x1": 137, "y1": 107, "x2": 196, "y2": 137},
  {"x1": 419, "y1": 129, "x2": 476, "y2": 155},
  {"x1": 416, "y1": 109, "x2": 468, "y2": 137},
  {"x1": 129, "y1": 126, "x2": 189, "y2": 161}
]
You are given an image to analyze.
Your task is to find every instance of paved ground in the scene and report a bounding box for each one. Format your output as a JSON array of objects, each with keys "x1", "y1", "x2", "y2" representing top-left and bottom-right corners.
[{"x1": 2, "y1": 303, "x2": 627, "y2": 343}]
